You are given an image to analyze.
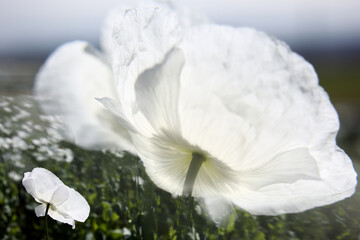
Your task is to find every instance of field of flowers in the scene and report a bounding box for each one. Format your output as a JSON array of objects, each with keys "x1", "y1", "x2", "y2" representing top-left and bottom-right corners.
[
  {"x1": 1, "y1": 1, "x2": 360, "y2": 238},
  {"x1": 0, "y1": 94, "x2": 359, "y2": 239}
]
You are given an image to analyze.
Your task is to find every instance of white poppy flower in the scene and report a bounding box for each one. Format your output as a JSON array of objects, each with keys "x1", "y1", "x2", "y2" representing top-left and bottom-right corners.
[
  {"x1": 34, "y1": 41, "x2": 137, "y2": 154},
  {"x1": 98, "y1": 6, "x2": 357, "y2": 219},
  {"x1": 22, "y1": 168, "x2": 90, "y2": 229}
]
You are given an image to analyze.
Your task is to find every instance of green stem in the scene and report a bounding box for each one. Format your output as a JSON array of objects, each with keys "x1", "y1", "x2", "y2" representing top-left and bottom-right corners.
[
  {"x1": 183, "y1": 152, "x2": 206, "y2": 196},
  {"x1": 45, "y1": 203, "x2": 50, "y2": 240}
]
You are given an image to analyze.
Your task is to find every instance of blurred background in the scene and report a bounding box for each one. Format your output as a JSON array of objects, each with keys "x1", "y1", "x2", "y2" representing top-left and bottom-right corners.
[
  {"x1": 0, "y1": 0, "x2": 359, "y2": 97},
  {"x1": 1, "y1": 0, "x2": 359, "y2": 152}
]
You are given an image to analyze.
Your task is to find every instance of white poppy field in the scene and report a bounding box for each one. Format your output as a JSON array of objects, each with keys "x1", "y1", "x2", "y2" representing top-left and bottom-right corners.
[
  {"x1": 0, "y1": 88, "x2": 359, "y2": 239},
  {"x1": 1, "y1": 1, "x2": 360, "y2": 239}
]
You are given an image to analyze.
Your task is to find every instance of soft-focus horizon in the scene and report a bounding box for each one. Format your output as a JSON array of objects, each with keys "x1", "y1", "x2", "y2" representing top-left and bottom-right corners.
[
  {"x1": 1, "y1": 0, "x2": 359, "y2": 100},
  {"x1": 1, "y1": 0, "x2": 360, "y2": 58}
]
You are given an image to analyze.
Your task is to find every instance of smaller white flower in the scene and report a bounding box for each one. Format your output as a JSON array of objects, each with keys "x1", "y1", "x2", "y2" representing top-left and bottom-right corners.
[{"x1": 22, "y1": 168, "x2": 90, "y2": 229}]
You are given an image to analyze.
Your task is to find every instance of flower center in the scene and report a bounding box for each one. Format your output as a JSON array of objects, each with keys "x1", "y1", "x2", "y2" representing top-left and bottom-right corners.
[{"x1": 183, "y1": 151, "x2": 207, "y2": 196}]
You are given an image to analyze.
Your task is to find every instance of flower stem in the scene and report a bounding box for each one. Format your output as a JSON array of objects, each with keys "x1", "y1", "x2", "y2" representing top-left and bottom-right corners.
[
  {"x1": 45, "y1": 203, "x2": 50, "y2": 240},
  {"x1": 183, "y1": 152, "x2": 206, "y2": 196}
]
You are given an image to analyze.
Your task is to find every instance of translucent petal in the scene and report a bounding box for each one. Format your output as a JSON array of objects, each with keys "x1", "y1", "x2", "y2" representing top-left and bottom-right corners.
[
  {"x1": 135, "y1": 48, "x2": 184, "y2": 134},
  {"x1": 35, "y1": 204, "x2": 47, "y2": 217},
  {"x1": 97, "y1": 97, "x2": 139, "y2": 134},
  {"x1": 131, "y1": 133, "x2": 191, "y2": 195},
  {"x1": 100, "y1": 48, "x2": 185, "y2": 139},
  {"x1": 100, "y1": 0, "x2": 205, "y2": 61},
  {"x1": 179, "y1": 85, "x2": 256, "y2": 171},
  {"x1": 111, "y1": 6, "x2": 183, "y2": 106},
  {"x1": 56, "y1": 188, "x2": 90, "y2": 223},
  {"x1": 132, "y1": 133, "x2": 240, "y2": 197},
  {"x1": 238, "y1": 148, "x2": 320, "y2": 190},
  {"x1": 179, "y1": 25, "x2": 340, "y2": 170},
  {"x1": 203, "y1": 197, "x2": 235, "y2": 226},
  {"x1": 98, "y1": 97, "x2": 155, "y2": 138},
  {"x1": 35, "y1": 41, "x2": 136, "y2": 154},
  {"x1": 50, "y1": 185, "x2": 70, "y2": 206},
  {"x1": 109, "y1": 11, "x2": 357, "y2": 217},
  {"x1": 222, "y1": 148, "x2": 356, "y2": 215},
  {"x1": 177, "y1": 25, "x2": 356, "y2": 210}
]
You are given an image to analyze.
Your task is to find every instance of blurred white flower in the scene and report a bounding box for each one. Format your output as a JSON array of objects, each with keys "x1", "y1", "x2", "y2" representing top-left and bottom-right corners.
[
  {"x1": 98, "y1": 4, "x2": 357, "y2": 221},
  {"x1": 22, "y1": 168, "x2": 90, "y2": 229},
  {"x1": 34, "y1": 41, "x2": 136, "y2": 154},
  {"x1": 34, "y1": 0, "x2": 203, "y2": 155}
]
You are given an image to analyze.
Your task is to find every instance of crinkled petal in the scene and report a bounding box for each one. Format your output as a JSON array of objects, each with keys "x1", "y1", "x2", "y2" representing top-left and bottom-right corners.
[
  {"x1": 101, "y1": 0, "x2": 206, "y2": 62},
  {"x1": 177, "y1": 24, "x2": 356, "y2": 212},
  {"x1": 35, "y1": 41, "x2": 136, "y2": 154},
  {"x1": 22, "y1": 168, "x2": 64, "y2": 203},
  {"x1": 179, "y1": 25, "x2": 339, "y2": 170},
  {"x1": 106, "y1": 10, "x2": 357, "y2": 217},
  {"x1": 112, "y1": 6, "x2": 183, "y2": 107}
]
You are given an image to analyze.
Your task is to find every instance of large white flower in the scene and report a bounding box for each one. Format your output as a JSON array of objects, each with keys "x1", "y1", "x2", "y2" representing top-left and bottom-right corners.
[
  {"x1": 33, "y1": 0, "x2": 357, "y2": 220},
  {"x1": 98, "y1": 6, "x2": 357, "y2": 218},
  {"x1": 22, "y1": 167, "x2": 90, "y2": 229}
]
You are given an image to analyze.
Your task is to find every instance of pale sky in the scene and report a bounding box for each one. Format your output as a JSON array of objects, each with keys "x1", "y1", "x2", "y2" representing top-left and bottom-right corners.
[{"x1": 1, "y1": 0, "x2": 360, "y2": 57}]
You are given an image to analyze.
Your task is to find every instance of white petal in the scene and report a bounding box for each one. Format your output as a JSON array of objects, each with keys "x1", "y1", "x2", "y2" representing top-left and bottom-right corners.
[
  {"x1": 56, "y1": 188, "x2": 90, "y2": 223},
  {"x1": 225, "y1": 148, "x2": 356, "y2": 216},
  {"x1": 35, "y1": 204, "x2": 47, "y2": 217},
  {"x1": 179, "y1": 25, "x2": 339, "y2": 169},
  {"x1": 50, "y1": 185, "x2": 70, "y2": 206},
  {"x1": 98, "y1": 97, "x2": 157, "y2": 138},
  {"x1": 100, "y1": 48, "x2": 185, "y2": 139},
  {"x1": 48, "y1": 208, "x2": 75, "y2": 229},
  {"x1": 102, "y1": 0, "x2": 206, "y2": 61},
  {"x1": 112, "y1": 6, "x2": 183, "y2": 106},
  {"x1": 203, "y1": 197, "x2": 235, "y2": 226},
  {"x1": 97, "y1": 97, "x2": 139, "y2": 134},
  {"x1": 22, "y1": 168, "x2": 64, "y2": 203},
  {"x1": 22, "y1": 173, "x2": 38, "y2": 200},
  {"x1": 238, "y1": 148, "x2": 320, "y2": 190},
  {"x1": 177, "y1": 24, "x2": 356, "y2": 212},
  {"x1": 131, "y1": 133, "x2": 239, "y2": 197},
  {"x1": 179, "y1": 85, "x2": 256, "y2": 172},
  {"x1": 134, "y1": 48, "x2": 184, "y2": 134},
  {"x1": 35, "y1": 41, "x2": 136, "y2": 154},
  {"x1": 131, "y1": 133, "x2": 191, "y2": 196},
  {"x1": 101, "y1": 0, "x2": 202, "y2": 60}
]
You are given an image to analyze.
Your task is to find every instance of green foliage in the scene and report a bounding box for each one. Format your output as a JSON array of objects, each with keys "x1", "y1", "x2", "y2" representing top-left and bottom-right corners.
[
  {"x1": 0, "y1": 162, "x2": 21, "y2": 240},
  {"x1": 0, "y1": 95, "x2": 359, "y2": 239}
]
